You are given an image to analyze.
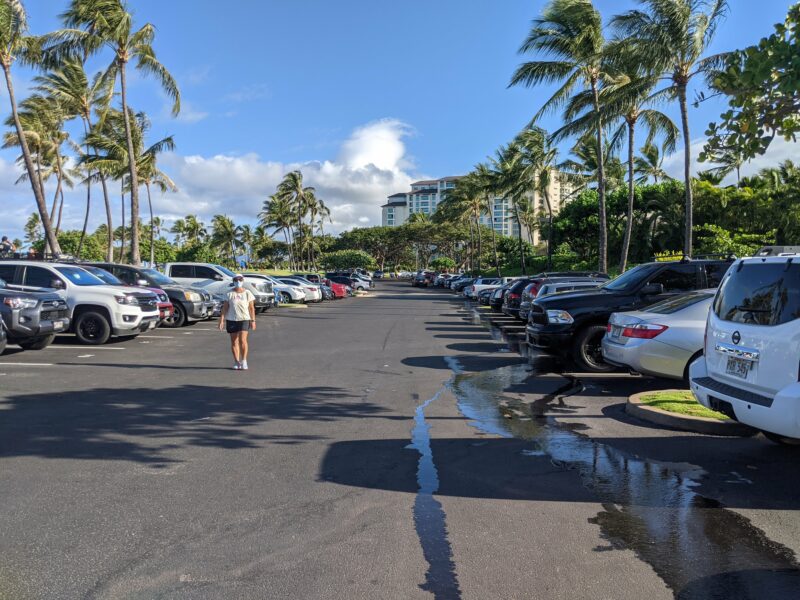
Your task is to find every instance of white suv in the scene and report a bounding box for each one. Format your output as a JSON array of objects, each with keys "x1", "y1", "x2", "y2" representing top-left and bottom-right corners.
[
  {"x1": 690, "y1": 255, "x2": 800, "y2": 444},
  {"x1": 1, "y1": 261, "x2": 159, "y2": 345},
  {"x1": 163, "y1": 263, "x2": 273, "y2": 309}
]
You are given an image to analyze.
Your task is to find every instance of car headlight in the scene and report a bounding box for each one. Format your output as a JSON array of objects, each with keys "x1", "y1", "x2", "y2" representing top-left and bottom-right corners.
[
  {"x1": 115, "y1": 295, "x2": 138, "y2": 305},
  {"x1": 3, "y1": 297, "x2": 38, "y2": 309},
  {"x1": 546, "y1": 309, "x2": 574, "y2": 324},
  {"x1": 184, "y1": 291, "x2": 202, "y2": 302},
  {"x1": 158, "y1": 293, "x2": 168, "y2": 302}
]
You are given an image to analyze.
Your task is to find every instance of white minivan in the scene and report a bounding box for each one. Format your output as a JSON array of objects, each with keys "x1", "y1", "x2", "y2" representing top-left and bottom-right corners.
[{"x1": 690, "y1": 255, "x2": 800, "y2": 444}]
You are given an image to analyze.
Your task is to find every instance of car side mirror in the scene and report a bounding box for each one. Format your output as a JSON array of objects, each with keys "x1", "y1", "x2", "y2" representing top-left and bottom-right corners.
[
  {"x1": 136, "y1": 279, "x2": 149, "y2": 286},
  {"x1": 641, "y1": 283, "x2": 664, "y2": 295},
  {"x1": 213, "y1": 274, "x2": 224, "y2": 281},
  {"x1": 50, "y1": 279, "x2": 65, "y2": 290}
]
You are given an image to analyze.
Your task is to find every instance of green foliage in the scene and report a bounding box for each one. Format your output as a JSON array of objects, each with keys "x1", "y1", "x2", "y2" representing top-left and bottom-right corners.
[
  {"x1": 693, "y1": 224, "x2": 768, "y2": 258},
  {"x1": 430, "y1": 257, "x2": 456, "y2": 272},
  {"x1": 704, "y1": 4, "x2": 800, "y2": 161},
  {"x1": 140, "y1": 237, "x2": 177, "y2": 265},
  {"x1": 176, "y1": 242, "x2": 221, "y2": 264},
  {"x1": 321, "y1": 249, "x2": 375, "y2": 270},
  {"x1": 32, "y1": 230, "x2": 106, "y2": 260}
]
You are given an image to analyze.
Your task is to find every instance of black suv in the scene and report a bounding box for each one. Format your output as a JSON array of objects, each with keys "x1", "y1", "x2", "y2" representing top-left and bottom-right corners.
[
  {"x1": 526, "y1": 259, "x2": 733, "y2": 372},
  {"x1": 0, "y1": 277, "x2": 70, "y2": 352},
  {"x1": 90, "y1": 262, "x2": 212, "y2": 327}
]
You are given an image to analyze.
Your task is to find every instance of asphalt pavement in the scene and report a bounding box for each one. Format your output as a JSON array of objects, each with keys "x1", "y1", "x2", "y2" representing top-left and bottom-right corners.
[{"x1": 1, "y1": 281, "x2": 798, "y2": 599}]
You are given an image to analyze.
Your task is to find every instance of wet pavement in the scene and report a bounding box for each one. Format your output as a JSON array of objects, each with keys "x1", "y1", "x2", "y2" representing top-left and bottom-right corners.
[{"x1": 1, "y1": 281, "x2": 798, "y2": 599}]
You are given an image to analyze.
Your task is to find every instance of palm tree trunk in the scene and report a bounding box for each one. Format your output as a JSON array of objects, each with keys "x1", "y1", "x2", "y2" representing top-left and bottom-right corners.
[
  {"x1": 591, "y1": 81, "x2": 608, "y2": 273},
  {"x1": 56, "y1": 187, "x2": 65, "y2": 236},
  {"x1": 475, "y1": 214, "x2": 482, "y2": 274},
  {"x1": 145, "y1": 181, "x2": 155, "y2": 266},
  {"x1": 50, "y1": 173, "x2": 62, "y2": 225},
  {"x1": 543, "y1": 189, "x2": 554, "y2": 270},
  {"x1": 77, "y1": 121, "x2": 92, "y2": 259},
  {"x1": 120, "y1": 182, "x2": 126, "y2": 263},
  {"x1": 678, "y1": 83, "x2": 693, "y2": 258},
  {"x1": 467, "y1": 219, "x2": 474, "y2": 273},
  {"x1": 101, "y1": 175, "x2": 113, "y2": 262},
  {"x1": 2, "y1": 64, "x2": 61, "y2": 255},
  {"x1": 619, "y1": 120, "x2": 636, "y2": 273},
  {"x1": 487, "y1": 197, "x2": 501, "y2": 277},
  {"x1": 513, "y1": 200, "x2": 526, "y2": 275},
  {"x1": 119, "y1": 62, "x2": 142, "y2": 265}
]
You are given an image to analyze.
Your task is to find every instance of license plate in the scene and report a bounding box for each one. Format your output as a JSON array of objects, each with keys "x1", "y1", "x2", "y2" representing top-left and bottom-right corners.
[
  {"x1": 611, "y1": 325, "x2": 622, "y2": 339},
  {"x1": 726, "y1": 357, "x2": 751, "y2": 379},
  {"x1": 53, "y1": 321, "x2": 64, "y2": 331}
]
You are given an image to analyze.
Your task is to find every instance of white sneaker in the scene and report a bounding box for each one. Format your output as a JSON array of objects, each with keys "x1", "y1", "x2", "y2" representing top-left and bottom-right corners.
[{"x1": 241, "y1": 360, "x2": 248, "y2": 370}]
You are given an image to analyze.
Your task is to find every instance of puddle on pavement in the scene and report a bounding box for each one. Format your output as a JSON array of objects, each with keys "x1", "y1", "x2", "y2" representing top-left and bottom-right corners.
[{"x1": 449, "y1": 362, "x2": 800, "y2": 598}]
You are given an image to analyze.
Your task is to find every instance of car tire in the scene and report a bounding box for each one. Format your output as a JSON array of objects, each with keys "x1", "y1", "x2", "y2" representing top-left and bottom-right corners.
[
  {"x1": 572, "y1": 325, "x2": 615, "y2": 373},
  {"x1": 683, "y1": 350, "x2": 704, "y2": 382},
  {"x1": 162, "y1": 303, "x2": 187, "y2": 328},
  {"x1": 281, "y1": 292, "x2": 292, "y2": 303},
  {"x1": 18, "y1": 334, "x2": 56, "y2": 351},
  {"x1": 74, "y1": 311, "x2": 112, "y2": 345},
  {"x1": 0, "y1": 335, "x2": 6, "y2": 355},
  {"x1": 762, "y1": 431, "x2": 800, "y2": 446}
]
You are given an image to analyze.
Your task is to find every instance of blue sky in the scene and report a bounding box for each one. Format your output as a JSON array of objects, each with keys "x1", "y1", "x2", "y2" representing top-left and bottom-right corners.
[{"x1": 2, "y1": 0, "x2": 797, "y2": 241}]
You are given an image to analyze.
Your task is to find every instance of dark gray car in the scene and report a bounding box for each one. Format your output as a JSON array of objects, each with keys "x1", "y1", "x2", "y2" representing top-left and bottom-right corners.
[{"x1": 0, "y1": 277, "x2": 70, "y2": 352}]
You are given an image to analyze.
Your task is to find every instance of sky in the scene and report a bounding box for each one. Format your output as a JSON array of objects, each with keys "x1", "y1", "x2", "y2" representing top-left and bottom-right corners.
[{"x1": 2, "y1": 0, "x2": 797, "y2": 244}]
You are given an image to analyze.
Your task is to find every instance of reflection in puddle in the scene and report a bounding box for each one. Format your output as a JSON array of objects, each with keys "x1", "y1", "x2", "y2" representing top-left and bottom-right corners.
[{"x1": 449, "y1": 363, "x2": 800, "y2": 598}]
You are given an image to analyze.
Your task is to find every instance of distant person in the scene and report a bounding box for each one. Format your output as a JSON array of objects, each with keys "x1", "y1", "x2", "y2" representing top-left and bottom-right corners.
[
  {"x1": 0, "y1": 236, "x2": 15, "y2": 255},
  {"x1": 218, "y1": 274, "x2": 256, "y2": 370}
]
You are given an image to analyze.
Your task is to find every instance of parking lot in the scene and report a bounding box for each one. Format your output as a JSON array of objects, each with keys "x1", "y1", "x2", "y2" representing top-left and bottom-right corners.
[{"x1": 1, "y1": 280, "x2": 799, "y2": 599}]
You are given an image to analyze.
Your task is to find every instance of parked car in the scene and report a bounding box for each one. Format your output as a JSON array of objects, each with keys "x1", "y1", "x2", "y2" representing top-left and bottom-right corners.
[
  {"x1": 77, "y1": 264, "x2": 174, "y2": 324},
  {"x1": 451, "y1": 277, "x2": 475, "y2": 293},
  {"x1": 465, "y1": 277, "x2": 501, "y2": 299},
  {"x1": 320, "y1": 284, "x2": 334, "y2": 300},
  {"x1": 293, "y1": 273, "x2": 321, "y2": 284},
  {"x1": 690, "y1": 255, "x2": 800, "y2": 444},
  {"x1": 602, "y1": 290, "x2": 714, "y2": 380},
  {"x1": 0, "y1": 261, "x2": 160, "y2": 345},
  {"x1": 279, "y1": 277, "x2": 322, "y2": 302},
  {"x1": 489, "y1": 281, "x2": 516, "y2": 312},
  {"x1": 519, "y1": 277, "x2": 606, "y2": 321},
  {"x1": 326, "y1": 271, "x2": 371, "y2": 291},
  {"x1": 502, "y1": 278, "x2": 537, "y2": 319},
  {"x1": 323, "y1": 279, "x2": 349, "y2": 298},
  {"x1": 163, "y1": 262, "x2": 274, "y2": 311},
  {"x1": 325, "y1": 276, "x2": 356, "y2": 295},
  {"x1": 477, "y1": 288, "x2": 495, "y2": 305},
  {"x1": 527, "y1": 258, "x2": 733, "y2": 372},
  {"x1": 243, "y1": 273, "x2": 306, "y2": 304},
  {"x1": 0, "y1": 276, "x2": 69, "y2": 351},
  {"x1": 373, "y1": 270, "x2": 384, "y2": 279}
]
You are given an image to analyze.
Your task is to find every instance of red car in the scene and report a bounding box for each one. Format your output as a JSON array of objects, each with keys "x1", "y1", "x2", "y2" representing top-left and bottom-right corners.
[{"x1": 323, "y1": 279, "x2": 349, "y2": 298}]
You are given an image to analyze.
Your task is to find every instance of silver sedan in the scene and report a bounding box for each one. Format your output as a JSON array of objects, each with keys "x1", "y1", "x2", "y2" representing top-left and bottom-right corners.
[{"x1": 601, "y1": 290, "x2": 714, "y2": 380}]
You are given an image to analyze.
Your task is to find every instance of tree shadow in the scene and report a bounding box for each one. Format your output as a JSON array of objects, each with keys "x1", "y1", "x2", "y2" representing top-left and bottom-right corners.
[{"x1": 0, "y1": 384, "x2": 391, "y2": 465}]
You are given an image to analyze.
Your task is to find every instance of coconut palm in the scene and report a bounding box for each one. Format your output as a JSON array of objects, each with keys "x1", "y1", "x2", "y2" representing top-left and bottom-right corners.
[
  {"x1": 492, "y1": 143, "x2": 530, "y2": 273},
  {"x1": 55, "y1": 0, "x2": 181, "y2": 265},
  {"x1": 474, "y1": 163, "x2": 502, "y2": 277},
  {"x1": 0, "y1": 0, "x2": 61, "y2": 255},
  {"x1": 510, "y1": 0, "x2": 611, "y2": 272},
  {"x1": 23, "y1": 211, "x2": 42, "y2": 245},
  {"x1": 613, "y1": 0, "x2": 729, "y2": 257},
  {"x1": 259, "y1": 194, "x2": 296, "y2": 269},
  {"x1": 634, "y1": 142, "x2": 670, "y2": 184},
  {"x1": 34, "y1": 58, "x2": 114, "y2": 259},
  {"x1": 275, "y1": 170, "x2": 314, "y2": 270},
  {"x1": 211, "y1": 215, "x2": 242, "y2": 263}
]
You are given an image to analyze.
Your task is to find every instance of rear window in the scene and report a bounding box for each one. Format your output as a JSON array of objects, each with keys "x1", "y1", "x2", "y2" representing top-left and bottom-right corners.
[
  {"x1": 714, "y1": 262, "x2": 800, "y2": 326},
  {"x1": 646, "y1": 291, "x2": 714, "y2": 315}
]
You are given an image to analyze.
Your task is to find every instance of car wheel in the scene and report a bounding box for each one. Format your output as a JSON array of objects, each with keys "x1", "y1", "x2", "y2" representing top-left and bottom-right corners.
[
  {"x1": 0, "y1": 335, "x2": 6, "y2": 355},
  {"x1": 762, "y1": 431, "x2": 800, "y2": 446},
  {"x1": 18, "y1": 334, "x2": 56, "y2": 351},
  {"x1": 572, "y1": 325, "x2": 615, "y2": 373},
  {"x1": 683, "y1": 350, "x2": 704, "y2": 382},
  {"x1": 281, "y1": 292, "x2": 292, "y2": 303},
  {"x1": 74, "y1": 311, "x2": 112, "y2": 345},
  {"x1": 162, "y1": 303, "x2": 187, "y2": 328}
]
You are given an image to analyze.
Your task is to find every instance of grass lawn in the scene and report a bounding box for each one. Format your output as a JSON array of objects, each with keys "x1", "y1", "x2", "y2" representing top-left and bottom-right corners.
[{"x1": 639, "y1": 390, "x2": 729, "y2": 421}]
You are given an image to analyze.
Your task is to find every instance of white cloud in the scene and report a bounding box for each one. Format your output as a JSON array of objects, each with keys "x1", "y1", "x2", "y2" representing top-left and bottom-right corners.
[
  {"x1": 2, "y1": 118, "x2": 424, "y2": 244},
  {"x1": 175, "y1": 101, "x2": 210, "y2": 124},
  {"x1": 223, "y1": 84, "x2": 271, "y2": 103},
  {"x1": 663, "y1": 136, "x2": 800, "y2": 184}
]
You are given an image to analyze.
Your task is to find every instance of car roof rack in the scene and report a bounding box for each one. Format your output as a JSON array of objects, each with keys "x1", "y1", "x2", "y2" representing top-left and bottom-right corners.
[{"x1": 649, "y1": 253, "x2": 737, "y2": 263}]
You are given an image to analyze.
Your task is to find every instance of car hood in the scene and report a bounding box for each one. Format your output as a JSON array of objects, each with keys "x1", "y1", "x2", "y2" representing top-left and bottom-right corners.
[
  {"x1": 533, "y1": 287, "x2": 622, "y2": 309},
  {"x1": 0, "y1": 288, "x2": 62, "y2": 302}
]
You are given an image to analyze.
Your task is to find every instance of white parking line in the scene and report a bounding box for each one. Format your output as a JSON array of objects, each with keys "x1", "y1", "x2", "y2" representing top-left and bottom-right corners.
[
  {"x1": 138, "y1": 335, "x2": 175, "y2": 339},
  {"x1": 44, "y1": 346, "x2": 126, "y2": 350},
  {"x1": 77, "y1": 354, "x2": 95, "y2": 358},
  {"x1": 0, "y1": 362, "x2": 54, "y2": 366}
]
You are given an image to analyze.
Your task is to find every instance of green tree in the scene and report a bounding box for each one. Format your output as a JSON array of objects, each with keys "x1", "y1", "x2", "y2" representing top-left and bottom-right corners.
[
  {"x1": 259, "y1": 194, "x2": 296, "y2": 269},
  {"x1": 613, "y1": 0, "x2": 729, "y2": 257},
  {"x1": 634, "y1": 142, "x2": 670, "y2": 184},
  {"x1": 24, "y1": 211, "x2": 42, "y2": 245},
  {"x1": 322, "y1": 249, "x2": 375, "y2": 271}
]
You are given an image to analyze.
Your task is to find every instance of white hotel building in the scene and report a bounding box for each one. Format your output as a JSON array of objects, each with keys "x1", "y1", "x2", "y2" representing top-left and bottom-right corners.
[{"x1": 381, "y1": 174, "x2": 574, "y2": 244}]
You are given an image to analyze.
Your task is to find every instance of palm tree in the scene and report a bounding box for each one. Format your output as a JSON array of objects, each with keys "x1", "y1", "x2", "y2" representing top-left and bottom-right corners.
[
  {"x1": 183, "y1": 215, "x2": 207, "y2": 245},
  {"x1": 24, "y1": 211, "x2": 42, "y2": 245},
  {"x1": 436, "y1": 184, "x2": 478, "y2": 272},
  {"x1": 634, "y1": 142, "x2": 670, "y2": 184},
  {"x1": 275, "y1": 170, "x2": 313, "y2": 270},
  {"x1": 211, "y1": 215, "x2": 242, "y2": 263},
  {"x1": 474, "y1": 163, "x2": 502, "y2": 277},
  {"x1": 34, "y1": 58, "x2": 113, "y2": 260},
  {"x1": 170, "y1": 217, "x2": 186, "y2": 245},
  {"x1": 492, "y1": 143, "x2": 529, "y2": 274},
  {"x1": 407, "y1": 212, "x2": 431, "y2": 224},
  {"x1": 56, "y1": 0, "x2": 181, "y2": 265},
  {"x1": 510, "y1": 0, "x2": 611, "y2": 272},
  {"x1": 0, "y1": 0, "x2": 62, "y2": 255},
  {"x1": 613, "y1": 0, "x2": 729, "y2": 257},
  {"x1": 259, "y1": 195, "x2": 296, "y2": 269}
]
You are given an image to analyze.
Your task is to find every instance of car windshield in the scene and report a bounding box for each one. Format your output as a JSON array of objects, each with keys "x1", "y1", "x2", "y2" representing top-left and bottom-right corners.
[
  {"x1": 55, "y1": 266, "x2": 105, "y2": 286},
  {"x1": 646, "y1": 291, "x2": 714, "y2": 315},
  {"x1": 214, "y1": 265, "x2": 237, "y2": 277},
  {"x1": 82, "y1": 266, "x2": 123, "y2": 285},
  {"x1": 141, "y1": 269, "x2": 175, "y2": 286},
  {"x1": 602, "y1": 264, "x2": 653, "y2": 291},
  {"x1": 714, "y1": 261, "x2": 800, "y2": 326}
]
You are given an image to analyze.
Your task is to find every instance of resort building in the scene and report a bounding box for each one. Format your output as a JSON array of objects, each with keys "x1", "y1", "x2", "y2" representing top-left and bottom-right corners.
[{"x1": 381, "y1": 172, "x2": 576, "y2": 245}]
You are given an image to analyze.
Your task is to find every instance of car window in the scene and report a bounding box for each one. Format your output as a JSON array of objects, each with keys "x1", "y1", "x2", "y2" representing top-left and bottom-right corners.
[
  {"x1": 602, "y1": 264, "x2": 654, "y2": 291},
  {"x1": 648, "y1": 265, "x2": 698, "y2": 292},
  {"x1": 195, "y1": 266, "x2": 218, "y2": 279},
  {"x1": 170, "y1": 265, "x2": 193, "y2": 278},
  {"x1": 54, "y1": 267, "x2": 105, "y2": 286},
  {"x1": 24, "y1": 266, "x2": 58, "y2": 288},
  {"x1": 112, "y1": 266, "x2": 138, "y2": 285},
  {"x1": 0, "y1": 265, "x2": 17, "y2": 282},
  {"x1": 82, "y1": 266, "x2": 123, "y2": 285},
  {"x1": 646, "y1": 291, "x2": 714, "y2": 314},
  {"x1": 704, "y1": 263, "x2": 730, "y2": 287},
  {"x1": 141, "y1": 269, "x2": 175, "y2": 286},
  {"x1": 214, "y1": 265, "x2": 237, "y2": 277},
  {"x1": 714, "y1": 262, "x2": 800, "y2": 326}
]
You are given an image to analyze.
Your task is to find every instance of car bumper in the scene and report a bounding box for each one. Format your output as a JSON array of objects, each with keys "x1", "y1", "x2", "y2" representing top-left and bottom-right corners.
[
  {"x1": 690, "y1": 358, "x2": 800, "y2": 438},
  {"x1": 185, "y1": 300, "x2": 209, "y2": 321},
  {"x1": 526, "y1": 325, "x2": 571, "y2": 354},
  {"x1": 503, "y1": 306, "x2": 521, "y2": 319},
  {"x1": 157, "y1": 302, "x2": 174, "y2": 321},
  {"x1": 601, "y1": 338, "x2": 687, "y2": 380},
  {"x1": 4, "y1": 308, "x2": 70, "y2": 339},
  {"x1": 112, "y1": 315, "x2": 159, "y2": 336}
]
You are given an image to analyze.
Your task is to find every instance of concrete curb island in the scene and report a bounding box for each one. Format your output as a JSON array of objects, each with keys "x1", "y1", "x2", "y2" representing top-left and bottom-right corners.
[{"x1": 626, "y1": 390, "x2": 756, "y2": 437}]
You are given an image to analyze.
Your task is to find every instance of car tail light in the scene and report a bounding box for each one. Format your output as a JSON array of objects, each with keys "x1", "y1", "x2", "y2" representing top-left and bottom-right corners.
[
  {"x1": 622, "y1": 323, "x2": 668, "y2": 339},
  {"x1": 306, "y1": 287, "x2": 315, "y2": 292},
  {"x1": 508, "y1": 293, "x2": 520, "y2": 299},
  {"x1": 606, "y1": 323, "x2": 612, "y2": 333}
]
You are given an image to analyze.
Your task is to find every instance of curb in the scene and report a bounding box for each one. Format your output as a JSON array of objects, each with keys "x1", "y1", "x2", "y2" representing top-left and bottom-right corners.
[{"x1": 626, "y1": 390, "x2": 756, "y2": 437}]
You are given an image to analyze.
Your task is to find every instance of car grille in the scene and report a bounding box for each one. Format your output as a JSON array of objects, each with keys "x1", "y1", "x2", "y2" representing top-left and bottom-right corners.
[
  {"x1": 42, "y1": 309, "x2": 68, "y2": 320},
  {"x1": 131, "y1": 293, "x2": 159, "y2": 312},
  {"x1": 530, "y1": 305, "x2": 548, "y2": 325}
]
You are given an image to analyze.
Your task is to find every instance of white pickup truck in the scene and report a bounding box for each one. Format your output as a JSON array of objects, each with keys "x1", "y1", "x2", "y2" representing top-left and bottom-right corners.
[{"x1": 0, "y1": 261, "x2": 159, "y2": 345}]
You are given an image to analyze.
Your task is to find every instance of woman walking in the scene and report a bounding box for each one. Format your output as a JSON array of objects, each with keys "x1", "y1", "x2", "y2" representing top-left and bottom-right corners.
[{"x1": 218, "y1": 274, "x2": 257, "y2": 370}]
